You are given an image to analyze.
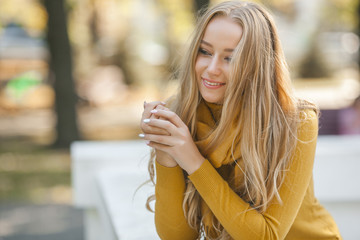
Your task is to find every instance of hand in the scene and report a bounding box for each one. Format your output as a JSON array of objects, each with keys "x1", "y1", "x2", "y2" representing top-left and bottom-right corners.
[
  {"x1": 140, "y1": 101, "x2": 168, "y2": 135},
  {"x1": 140, "y1": 101, "x2": 177, "y2": 167},
  {"x1": 142, "y1": 108, "x2": 205, "y2": 174}
]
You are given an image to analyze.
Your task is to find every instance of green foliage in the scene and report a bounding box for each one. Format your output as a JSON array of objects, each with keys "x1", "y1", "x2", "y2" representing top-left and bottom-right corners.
[{"x1": 7, "y1": 72, "x2": 42, "y2": 99}]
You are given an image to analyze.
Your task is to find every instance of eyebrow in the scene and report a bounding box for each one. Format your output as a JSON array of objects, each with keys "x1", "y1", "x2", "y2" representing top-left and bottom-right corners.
[{"x1": 200, "y1": 40, "x2": 235, "y2": 52}]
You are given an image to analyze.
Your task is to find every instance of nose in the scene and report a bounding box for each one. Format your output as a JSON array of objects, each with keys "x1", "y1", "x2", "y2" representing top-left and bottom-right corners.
[{"x1": 207, "y1": 56, "x2": 221, "y2": 76}]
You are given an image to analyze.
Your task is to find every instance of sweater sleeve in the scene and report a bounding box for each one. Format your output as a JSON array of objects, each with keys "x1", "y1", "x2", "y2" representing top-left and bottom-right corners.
[
  {"x1": 188, "y1": 110, "x2": 318, "y2": 240},
  {"x1": 155, "y1": 161, "x2": 198, "y2": 240}
]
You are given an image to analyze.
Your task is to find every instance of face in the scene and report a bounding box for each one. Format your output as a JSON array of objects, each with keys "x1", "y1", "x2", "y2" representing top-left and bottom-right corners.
[{"x1": 195, "y1": 16, "x2": 243, "y2": 104}]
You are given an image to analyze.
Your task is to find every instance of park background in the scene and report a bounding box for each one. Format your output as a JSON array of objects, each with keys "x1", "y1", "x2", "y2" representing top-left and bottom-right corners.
[{"x1": 0, "y1": 0, "x2": 359, "y2": 239}]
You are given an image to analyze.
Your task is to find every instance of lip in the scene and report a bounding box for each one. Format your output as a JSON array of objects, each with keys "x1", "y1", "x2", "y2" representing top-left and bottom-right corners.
[{"x1": 201, "y1": 77, "x2": 226, "y2": 89}]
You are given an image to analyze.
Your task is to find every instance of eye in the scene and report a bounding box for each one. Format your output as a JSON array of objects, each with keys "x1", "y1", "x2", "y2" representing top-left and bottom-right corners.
[
  {"x1": 224, "y1": 56, "x2": 232, "y2": 62},
  {"x1": 199, "y1": 48, "x2": 211, "y2": 56}
]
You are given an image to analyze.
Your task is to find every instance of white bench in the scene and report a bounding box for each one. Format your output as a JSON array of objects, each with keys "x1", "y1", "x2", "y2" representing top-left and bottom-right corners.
[
  {"x1": 71, "y1": 141, "x2": 158, "y2": 240},
  {"x1": 71, "y1": 136, "x2": 360, "y2": 240}
]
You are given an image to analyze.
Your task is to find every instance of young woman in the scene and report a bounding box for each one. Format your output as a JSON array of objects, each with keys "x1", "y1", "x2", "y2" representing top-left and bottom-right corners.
[{"x1": 139, "y1": 1, "x2": 342, "y2": 239}]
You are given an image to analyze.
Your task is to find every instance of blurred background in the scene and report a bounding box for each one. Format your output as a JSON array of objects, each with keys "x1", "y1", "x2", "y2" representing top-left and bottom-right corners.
[{"x1": 0, "y1": 0, "x2": 359, "y2": 239}]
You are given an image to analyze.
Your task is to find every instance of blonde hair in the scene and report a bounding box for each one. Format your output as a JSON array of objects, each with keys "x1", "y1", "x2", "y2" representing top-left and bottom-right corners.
[{"x1": 146, "y1": 1, "x2": 318, "y2": 239}]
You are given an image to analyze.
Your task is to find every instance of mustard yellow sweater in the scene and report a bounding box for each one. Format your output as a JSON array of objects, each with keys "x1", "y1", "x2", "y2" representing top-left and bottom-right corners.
[{"x1": 154, "y1": 109, "x2": 342, "y2": 240}]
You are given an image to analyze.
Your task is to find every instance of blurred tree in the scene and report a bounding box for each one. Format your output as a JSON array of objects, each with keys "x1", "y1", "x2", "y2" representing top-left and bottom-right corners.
[
  {"x1": 194, "y1": 0, "x2": 210, "y2": 14},
  {"x1": 89, "y1": 0, "x2": 99, "y2": 44},
  {"x1": 298, "y1": 36, "x2": 330, "y2": 78},
  {"x1": 43, "y1": 0, "x2": 80, "y2": 148}
]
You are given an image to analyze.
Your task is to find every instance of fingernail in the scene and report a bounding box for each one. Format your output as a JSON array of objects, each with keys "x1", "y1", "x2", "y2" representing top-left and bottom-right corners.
[
  {"x1": 150, "y1": 109, "x2": 157, "y2": 113},
  {"x1": 143, "y1": 119, "x2": 150, "y2": 123},
  {"x1": 145, "y1": 140, "x2": 150, "y2": 145},
  {"x1": 138, "y1": 133, "x2": 145, "y2": 138},
  {"x1": 161, "y1": 101, "x2": 166, "y2": 105}
]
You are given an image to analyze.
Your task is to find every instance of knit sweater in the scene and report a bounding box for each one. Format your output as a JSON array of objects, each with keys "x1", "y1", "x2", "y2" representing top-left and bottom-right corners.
[{"x1": 154, "y1": 102, "x2": 342, "y2": 240}]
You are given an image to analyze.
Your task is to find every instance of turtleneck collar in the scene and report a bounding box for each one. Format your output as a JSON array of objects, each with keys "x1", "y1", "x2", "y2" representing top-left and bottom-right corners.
[
  {"x1": 195, "y1": 100, "x2": 241, "y2": 168},
  {"x1": 203, "y1": 100, "x2": 223, "y2": 123}
]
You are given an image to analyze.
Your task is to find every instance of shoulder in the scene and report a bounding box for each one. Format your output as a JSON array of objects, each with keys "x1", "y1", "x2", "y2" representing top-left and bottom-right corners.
[
  {"x1": 299, "y1": 108, "x2": 318, "y2": 123},
  {"x1": 297, "y1": 108, "x2": 318, "y2": 142}
]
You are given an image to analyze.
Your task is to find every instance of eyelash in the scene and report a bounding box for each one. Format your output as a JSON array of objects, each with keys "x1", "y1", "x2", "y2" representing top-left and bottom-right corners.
[
  {"x1": 225, "y1": 56, "x2": 232, "y2": 62},
  {"x1": 199, "y1": 48, "x2": 232, "y2": 62},
  {"x1": 199, "y1": 48, "x2": 211, "y2": 56}
]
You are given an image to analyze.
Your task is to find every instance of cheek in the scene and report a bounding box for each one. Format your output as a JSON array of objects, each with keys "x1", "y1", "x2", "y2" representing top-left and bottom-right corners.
[
  {"x1": 223, "y1": 65, "x2": 230, "y2": 79},
  {"x1": 195, "y1": 57, "x2": 207, "y2": 76},
  {"x1": 195, "y1": 59, "x2": 200, "y2": 76}
]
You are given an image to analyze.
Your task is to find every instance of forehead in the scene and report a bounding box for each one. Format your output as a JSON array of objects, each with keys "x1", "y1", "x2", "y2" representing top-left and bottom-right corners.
[{"x1": 202, "y1": 16, "x2": 243, "y2": 48}]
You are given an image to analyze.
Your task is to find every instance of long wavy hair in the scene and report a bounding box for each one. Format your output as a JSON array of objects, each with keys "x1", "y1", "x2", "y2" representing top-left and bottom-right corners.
[{"x1": 146, "y1": 1, "x2": 317, "y2": 239}]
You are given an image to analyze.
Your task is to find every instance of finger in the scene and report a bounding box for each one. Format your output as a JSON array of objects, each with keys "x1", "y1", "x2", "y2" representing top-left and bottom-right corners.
[
  {"x1": 141, "y1": 123, "x2": 170, "y2": 135},
  {"x1": 146, "y1": 141, "x2": 171, "y2": 153},
  {"x1": 143, "y1": 114, "x2": 170, "y2": 134},
  {"x1": 142, "y1": 101, "x2": 166, "y2": 119},
  {"x1": 143, "y1": 118, "x2": 177, "y2": 133},
  {"x1": 155, "y1": 105, "x2": 170, "y2": 111},
  {"x1": 144, "y1": 101, "x2": 166, "y2": 111},
  {"x1": 143, "y1": 133, "x2": 175, "y2": 146},
  {"x1": 150, "y1": 113, "x2": 160, "y2": 120},
  {"x1": 153, "y1": 107, "x2": 168, "y2": 121},
  {"x1": 149, "y1": 109, "x2": 183, "y2": 128}
]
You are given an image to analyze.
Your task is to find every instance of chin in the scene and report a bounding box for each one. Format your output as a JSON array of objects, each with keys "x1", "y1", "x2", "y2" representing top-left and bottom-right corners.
[{"x1": 202, "y1": 95, "x2": 223, "y2": 104}]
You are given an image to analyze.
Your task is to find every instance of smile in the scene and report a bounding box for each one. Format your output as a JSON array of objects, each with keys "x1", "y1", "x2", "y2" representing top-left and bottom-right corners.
[
  {"x1": 204, "y1": 79, "x2": 224, "y2": 86},
  {"x1": 202, "y1": 78, "x2": 225, "y2": 89}
]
